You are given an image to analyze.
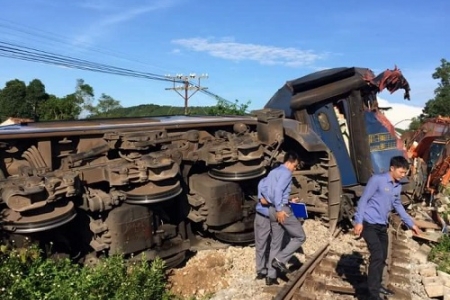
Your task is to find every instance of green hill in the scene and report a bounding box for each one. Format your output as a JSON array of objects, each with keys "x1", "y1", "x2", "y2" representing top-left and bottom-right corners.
[{"x1": 89, "y1": 104, "x2": 216, "y2": 118}]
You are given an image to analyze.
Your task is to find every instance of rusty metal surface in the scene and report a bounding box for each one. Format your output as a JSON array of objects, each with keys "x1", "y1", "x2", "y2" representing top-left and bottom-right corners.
[
  {"x1": 0, "y1": 115, "x2": 257, "y2": 138},
  {"x1": 104, "y1": 203, "x2": 154, "y2": 255}
]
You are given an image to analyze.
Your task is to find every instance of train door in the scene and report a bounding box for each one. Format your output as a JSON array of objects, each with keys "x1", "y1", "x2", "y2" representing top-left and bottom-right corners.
[{"x1": 308, "y1": 103, "x2": 358, "y2": 186}]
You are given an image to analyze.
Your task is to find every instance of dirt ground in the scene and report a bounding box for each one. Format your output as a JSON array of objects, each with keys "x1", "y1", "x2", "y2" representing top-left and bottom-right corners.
[{"x1": 167, "y1": 250, "x2": 230, "y2": 298}]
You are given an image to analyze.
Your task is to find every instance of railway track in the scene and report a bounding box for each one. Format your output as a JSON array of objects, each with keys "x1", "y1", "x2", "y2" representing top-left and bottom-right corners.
[{"x1": 272, "y1": 215, "x2": 413, "y2": 300}]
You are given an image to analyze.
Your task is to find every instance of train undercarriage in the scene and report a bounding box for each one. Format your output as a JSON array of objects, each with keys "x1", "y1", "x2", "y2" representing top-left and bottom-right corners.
[{"x1": 0, "y1": 109, "x2": 341, "y2": 266}]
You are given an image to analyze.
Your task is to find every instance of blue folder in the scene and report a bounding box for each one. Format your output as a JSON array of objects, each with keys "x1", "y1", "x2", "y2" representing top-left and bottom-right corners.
[{"x1": 290, "y1": 202, "x2": 308, "y2": 219}]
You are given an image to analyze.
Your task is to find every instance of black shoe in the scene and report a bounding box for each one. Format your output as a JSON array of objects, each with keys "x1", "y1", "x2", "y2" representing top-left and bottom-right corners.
[
  {"x1": 271, "y1": 258, "x2": 288, "y2": 273},
  {"x1": 265, "y1": 277, "x2": 279, "y2": 286},
  {"x1": 255, "y1": 273, "x2": 266, "y2": 280},
  {"x1": 380, "y1": 286, "x2": 394, "y2": 296}
]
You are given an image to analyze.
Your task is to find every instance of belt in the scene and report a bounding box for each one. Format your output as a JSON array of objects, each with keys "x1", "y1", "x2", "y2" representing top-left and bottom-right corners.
[
  {"x1": 363, "y1": 221, "x2": 388, "y2": 228},
  {"x1": 269, "y1": 202, "x2": 290, "y2": 208},
  {"x1": 256, "y1": 211, "x2": 269, "y2": 219}
]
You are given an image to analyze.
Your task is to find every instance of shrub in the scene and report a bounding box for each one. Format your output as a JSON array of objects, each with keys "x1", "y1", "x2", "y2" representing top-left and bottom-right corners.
[
  {"x1": 0, "y1": 244, "x2": 169, "y2": 300},
  {"x1": 429, "y1": 234, "x2": 450, "y2": 273}
]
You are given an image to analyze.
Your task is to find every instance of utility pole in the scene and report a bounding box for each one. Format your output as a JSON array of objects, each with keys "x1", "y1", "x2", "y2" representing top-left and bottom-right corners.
[{"x1": 165, "y1": 73, "x2": 208, "y2": 115}]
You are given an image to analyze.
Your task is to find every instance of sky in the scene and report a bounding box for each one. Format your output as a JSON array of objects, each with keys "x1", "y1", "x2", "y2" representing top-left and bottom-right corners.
[{"x1": 0, "y1": 0, "x2": 448, "y2": 129}]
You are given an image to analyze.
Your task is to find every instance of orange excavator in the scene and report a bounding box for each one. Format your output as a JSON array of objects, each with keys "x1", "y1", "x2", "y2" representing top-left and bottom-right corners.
[
  {"x1": 403, "y1": 116, "x2": 450, "y2": 194},
  {"x1": 402, "y1": 117, "x2": 450, "y2": 232}
]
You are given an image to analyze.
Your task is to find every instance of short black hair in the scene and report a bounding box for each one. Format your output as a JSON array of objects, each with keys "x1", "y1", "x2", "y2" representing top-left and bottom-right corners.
[
  {"x1": 283, "y1": 151, "x2": 299, "y2": 163},
  {"x1": 390, "y1": 156, "x2": 409, "y2": 169}
]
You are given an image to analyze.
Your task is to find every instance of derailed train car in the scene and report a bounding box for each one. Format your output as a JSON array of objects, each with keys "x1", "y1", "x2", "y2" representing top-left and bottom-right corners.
[
  {"x1": 265, "y1": 66, "x2": 415, "y2": 218},
  {"x1": 0, "y1": 66, "x2": 414, "y2": 266}
]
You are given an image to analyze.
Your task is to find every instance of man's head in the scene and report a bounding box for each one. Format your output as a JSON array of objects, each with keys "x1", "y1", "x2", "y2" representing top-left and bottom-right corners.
[
  {"x1": 389, "y1": 156, "x2": 409, "y2": 182},
  {"x1": 283, "y1": 151, "x2": 299, "y2": 172}
]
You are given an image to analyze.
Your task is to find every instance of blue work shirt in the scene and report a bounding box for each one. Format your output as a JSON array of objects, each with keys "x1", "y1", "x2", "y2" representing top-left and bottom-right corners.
[
  {"x1": 260, "y1": 164, "x2": 292, "y2": 212},
  {"x1": 255, "y1": 202, "x2": 269, "y2": 217},
  {"x1": 256, "y1": 177, "x2": 269, "y2": 216},
  {"x1": 354, "y1": 172, "x2": 414, "y2": 228}
]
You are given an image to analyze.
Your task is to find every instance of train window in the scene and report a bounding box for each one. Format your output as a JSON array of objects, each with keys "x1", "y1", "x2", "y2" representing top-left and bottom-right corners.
[{"x1": 317, "y1": 112, "x2": 330, "y2": 131}]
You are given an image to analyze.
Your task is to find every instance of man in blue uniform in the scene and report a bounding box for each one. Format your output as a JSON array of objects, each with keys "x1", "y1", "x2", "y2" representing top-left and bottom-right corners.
[
  {"x1": 354, "y1": 156, "x2": 420, "y2": 300},
  {"x1": 265, "y1": 151, "x2": 306, "y2": 285},
  {"x1": 254, "y1": 177, "x2": 271, "y2": 280},
  {"x1": 254, "y1": 161, "x2": 290, "y2": 283}
]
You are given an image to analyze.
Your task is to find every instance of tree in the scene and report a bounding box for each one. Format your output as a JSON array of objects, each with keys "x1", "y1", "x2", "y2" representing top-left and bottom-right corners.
[
  {"x1": 207, "y1": 99, "x2": 250, "y2": 116},
  {"x1": 26, "y1": 79, "x2": 49, "y2": 120},
  {"x1": 39, "y1": 94, "x2": 84, "y2": 121},
  {"x1": 0, "y1": 79, "x2": 27, "y2": 120},
  {"x1": 97, "y1": 94, "x2": 121, "y2": 116},
  {"x1": 75, "y1": 79, "x2": 94, "y2": 108},
  {"x1": 408, "y1": 116, "x2": 421, "y2": 131},
  {"x1": 421, "y1": 59, "x2": 450, "y2": 120},
  {"x1": 38, "y1": 79, "x2": 94, "y2": 121},
  {"x1": 86, "y1": 93, "x2": 122, "y2": 117}
]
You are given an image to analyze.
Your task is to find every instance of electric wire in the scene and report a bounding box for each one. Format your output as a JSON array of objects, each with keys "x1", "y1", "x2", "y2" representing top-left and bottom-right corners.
[{"x1": 0, "y1": 18, "x2": 239, "y2": 107}]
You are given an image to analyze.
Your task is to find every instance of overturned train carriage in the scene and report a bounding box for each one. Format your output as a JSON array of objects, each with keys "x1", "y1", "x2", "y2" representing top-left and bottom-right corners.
[
  {"x1": 0, "y1": 111, "x2": 338, "y2": 265},
  {"x1": 0, "y1": 66, "x2": 412, "y2": 265},
  {"x1": 265, "y1": 66, "x2": 415, "y2": 220}
]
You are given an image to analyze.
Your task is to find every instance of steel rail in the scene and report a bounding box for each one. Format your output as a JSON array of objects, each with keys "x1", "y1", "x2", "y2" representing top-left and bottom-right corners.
[{"x1": 273, "y1": 228, "x2": 342, "y2": 300}]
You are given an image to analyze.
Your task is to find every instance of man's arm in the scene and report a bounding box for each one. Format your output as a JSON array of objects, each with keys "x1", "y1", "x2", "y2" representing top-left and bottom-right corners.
[
  {"x1": 272, "y1": 170, "x2": 291, "y2": 212},
  {"x1": 392, "y1": 195, "x2": 415, "y2": 228},
  {"x1": 257, "y1": 178, "x2": 265, "y2": 199},
  {"x1": 257, "y1": 178, "x2": 269, "y2": 205},
  {"x1": 354, "y1": 176, "x2": 379, "y2": 225}
]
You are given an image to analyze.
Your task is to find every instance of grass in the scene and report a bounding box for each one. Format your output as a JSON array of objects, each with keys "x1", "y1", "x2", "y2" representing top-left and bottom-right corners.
[{"x1": 429, "y1": 230, "x2": 450, "y2": 273}]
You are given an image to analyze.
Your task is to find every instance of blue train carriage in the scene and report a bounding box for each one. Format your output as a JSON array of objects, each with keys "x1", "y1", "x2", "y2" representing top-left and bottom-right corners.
[{"x1": 264, "y1": 66, "x2": 413, "y2": 225}]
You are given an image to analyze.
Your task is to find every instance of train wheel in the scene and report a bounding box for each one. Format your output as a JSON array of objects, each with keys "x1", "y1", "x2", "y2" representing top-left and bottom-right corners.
[
  {"x1": 214, "y1": 230, "x2": 255, "y2": 244},
  {"x1": 123, "y1": 180, "x2": 182, "y2": 204},
  {"x1": 209, "y1": 162, "x2": 266, "y2": 181},
  {"x1": 1, "y1": 200, "x2": 77, "y2": 234},
  {"x1": 162, "y1": 251, "x2": 187, "y2": 268}
]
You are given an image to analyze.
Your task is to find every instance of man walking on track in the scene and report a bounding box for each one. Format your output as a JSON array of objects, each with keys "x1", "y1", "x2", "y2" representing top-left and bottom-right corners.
[
  {"x1": 254, "y1": 176, "x2": 271, "y2": 280},
  {"x1": 353, "y1": 156, "x2": 421, "y2": 300},
  {"x1": 265, "y1": 151, "x2": 307, "y2": 286}
]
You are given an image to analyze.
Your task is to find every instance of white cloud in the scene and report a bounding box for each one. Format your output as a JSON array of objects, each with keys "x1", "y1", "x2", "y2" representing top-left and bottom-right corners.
[
  {"x1": 73, "y1": 0, "x2": 178, "y2": 46},
  {"x1": 171, "y1": 37, "x2": 327, "y2": 68},
  {"x1": 377, "y1": 97, "x2": 423, "y2": 129}
]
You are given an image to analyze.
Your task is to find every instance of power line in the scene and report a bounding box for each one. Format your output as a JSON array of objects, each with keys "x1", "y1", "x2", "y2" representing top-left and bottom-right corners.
[
  {"x1": 0, "y1": 19, "x2": 240, "y2": 109},
  {"x1": 0, "y1": 17, "x2": 171, "y2": 73},
  {"x1": 0, "y1": 40, "x2": 175, "y2": 82}
]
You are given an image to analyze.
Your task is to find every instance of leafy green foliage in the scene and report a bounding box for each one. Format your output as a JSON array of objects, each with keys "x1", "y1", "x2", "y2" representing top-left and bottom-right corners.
[
  {"x1": 25, "y1": 79, "x2": 49, "y2": 119},
  {"x1": 88, "y1": 99, "x2": 250, "y2": 118},
  {"x1": 206, "y1": 99, "x2": 250, "y2": 116},
  {"x1": 0, "y1": 77, "x2": 251, "y2": 121},
  {"x1": 0, "y1": 245, "x2": 169, "y2": 300},
  {"x1": 429, "y1": 234, "x2": 450, "y2": 273},
  {"x1": 0, "y1": 79, "x2": 28, "y2": 120},
  {"x1": 39, "y1": 94, "x2": 83, "y2": 121},
  {"x1": 421, "y1": 58, "x2": 450, "y2": 120},
  {"x1": 89, "y1": 104, "x2": 206, "y2": 118},
  {"x1": 85, "y1": 93, "x2": 122, "y2": 118},
  {"x1": 408, "y1": 116, "x2": 422, "y2": 131},
  {"x1": 76, "y1": 79, "x2": 94, "y2": 110}
]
